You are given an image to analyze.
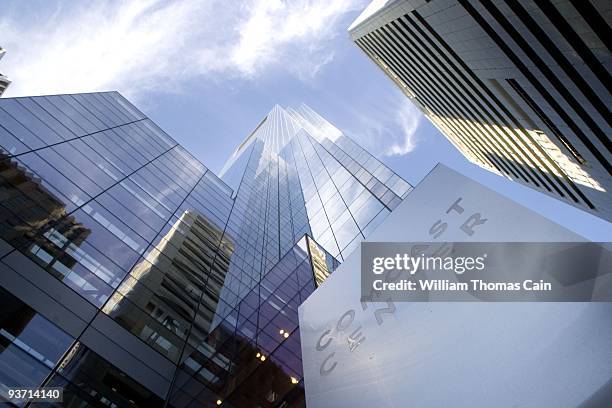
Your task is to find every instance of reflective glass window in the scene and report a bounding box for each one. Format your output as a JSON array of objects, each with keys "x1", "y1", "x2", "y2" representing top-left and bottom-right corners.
[
  {"x1": 45, "y1": 343, "x2": 163, "y2": 407},
  {"x1": 0, "y1": 287, "x2": 73, "y2": 392}
]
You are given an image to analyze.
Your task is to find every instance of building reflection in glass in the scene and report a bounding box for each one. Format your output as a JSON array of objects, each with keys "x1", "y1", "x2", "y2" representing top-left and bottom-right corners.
[
  {"x1": 103, "y1": 209, "x2": 234, "y2": 363},
  {"x1": 45, "y1": 342, "x2": 164, "y2": 407},
  {"x1": 0, "y1": 287, "x2": 73, "y2": 404},
  {"x1": 0, "y1": 151, "x2": 91, "y2": 272},
  {"x1": 169, "y1": 235, "x2": 337, "y2": 407}
]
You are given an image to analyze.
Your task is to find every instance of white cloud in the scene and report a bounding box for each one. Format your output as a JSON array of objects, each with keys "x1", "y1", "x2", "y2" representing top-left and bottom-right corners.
[
  {"x1": 230, "y1": 0, "x2": 361, "y2": 80},
  {"x1": 343, "y1": 92, "x2": 423, "y2": 158},
  {"x1": 0, "y1": 0, "x2": 364, "y2": 100},
  {"x1": 385, "y1": 99, "x2": 421, "y2": 156}
]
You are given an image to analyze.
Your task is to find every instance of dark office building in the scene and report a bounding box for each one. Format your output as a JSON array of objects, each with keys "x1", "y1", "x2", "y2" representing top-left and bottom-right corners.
[{"x1": 0, "y1": 92, "x2": 411, "y2": 406}]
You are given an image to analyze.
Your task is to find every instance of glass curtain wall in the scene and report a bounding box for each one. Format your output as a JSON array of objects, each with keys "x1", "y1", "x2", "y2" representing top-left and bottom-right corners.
[{"x1": 0, "y1": 92, "x2": 412, "y2": 407}]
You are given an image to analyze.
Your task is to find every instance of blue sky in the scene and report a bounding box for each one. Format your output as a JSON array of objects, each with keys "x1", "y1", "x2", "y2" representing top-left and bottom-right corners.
[{"x1": 1, "y1": 0, "x2": 609, "y2": 239}]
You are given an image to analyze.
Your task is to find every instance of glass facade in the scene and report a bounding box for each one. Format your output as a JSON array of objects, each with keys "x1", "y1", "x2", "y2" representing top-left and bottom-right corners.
[
  {"x1": 215, "y1": 104, "x2": 411, "y2": 322},
  {"x1": 0, "y1": 91, "x2": 411, "y2": 406}
]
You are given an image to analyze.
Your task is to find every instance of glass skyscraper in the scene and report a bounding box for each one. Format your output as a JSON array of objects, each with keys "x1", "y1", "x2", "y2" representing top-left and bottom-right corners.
[{"x1": 0, "y1": 92, "x2": 411, "y2": 406}]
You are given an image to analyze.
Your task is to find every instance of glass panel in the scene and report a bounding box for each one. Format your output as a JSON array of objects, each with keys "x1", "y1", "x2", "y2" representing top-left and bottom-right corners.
[
  {"x1": 44, "y1": 343, "x2": 164, "y2": 407},
  {"x1": 0, "y1": 287, "x2": 73, "y2": 394}
]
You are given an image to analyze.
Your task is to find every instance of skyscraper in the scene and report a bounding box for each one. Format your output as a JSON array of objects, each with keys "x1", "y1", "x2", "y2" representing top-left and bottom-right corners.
[
  {"x1": 0, "y1": 47, "x2": 11, "y2": 97},
  {"x1": 0, "y1": 92, "x2": 410, "y2": 406},
  {"x1": 349, "y1": 0, "x2": 612, "y2": 222}
]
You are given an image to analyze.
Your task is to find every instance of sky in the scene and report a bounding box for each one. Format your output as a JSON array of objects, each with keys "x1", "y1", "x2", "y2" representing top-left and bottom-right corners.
[{"x1": 0, "y1": 0, "x2": 609, "y2": 240}]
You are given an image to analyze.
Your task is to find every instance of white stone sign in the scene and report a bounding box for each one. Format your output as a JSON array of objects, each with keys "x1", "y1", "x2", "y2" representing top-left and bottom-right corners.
[{"x1": 299, "y1": 164, "x2": 612, "y2": 408}]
